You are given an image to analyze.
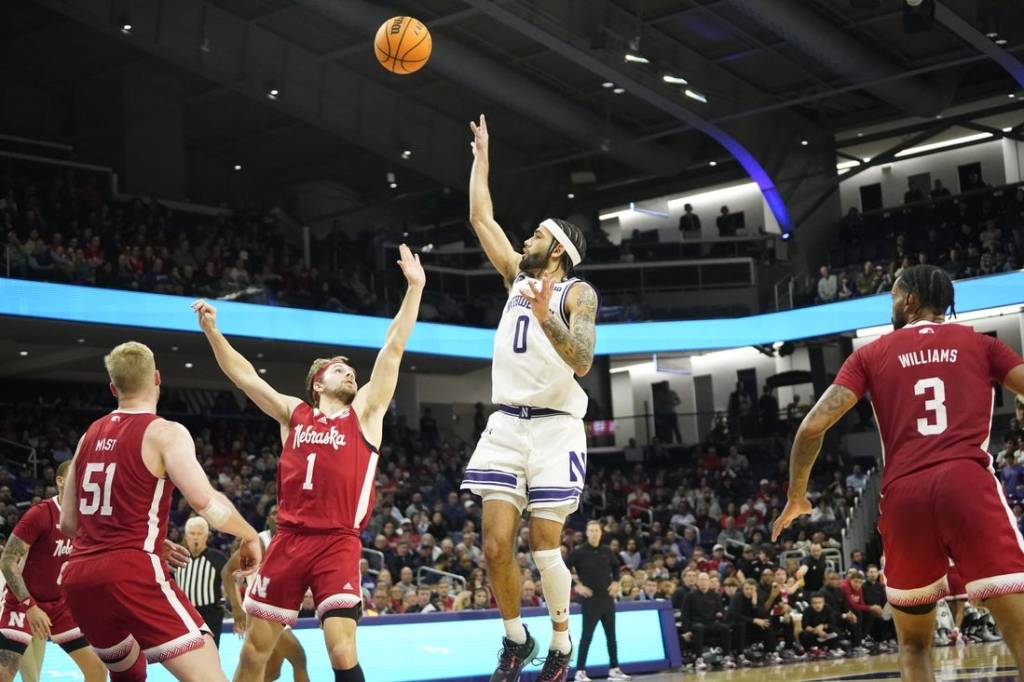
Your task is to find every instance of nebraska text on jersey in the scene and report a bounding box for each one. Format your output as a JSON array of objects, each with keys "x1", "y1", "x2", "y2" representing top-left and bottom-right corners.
[{"x1": 292, "y1": 424, "x2": 347, "y2": 450}]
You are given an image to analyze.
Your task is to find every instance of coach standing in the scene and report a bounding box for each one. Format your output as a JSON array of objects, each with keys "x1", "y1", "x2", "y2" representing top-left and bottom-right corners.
[
  {"x1": 567, "y1": 520, "x2": 631, "y2": 681},
  {"x1": 176, "y1": 516, "x2": 228, "y2": 645}
]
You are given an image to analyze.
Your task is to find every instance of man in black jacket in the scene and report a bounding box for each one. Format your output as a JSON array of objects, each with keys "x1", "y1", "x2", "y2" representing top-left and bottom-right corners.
[
  {"x1": 862, "y1": 564, "x2": 893, "y2": 642},
  {"x1": 682, "y1": 572, "x2": 733, "y2": 663},
  {"x1": 822, "y1": 570, "x2": 863, "y2": 649},
  {"x1": 799, "y1": 593, "x2": 843, "y2": 656},
  {"x1": 728, "y1": 579, "x2": 774, "y2": 654},
  {"x1": 566, "y1": 521, "x2": 631, "y2": 681}
]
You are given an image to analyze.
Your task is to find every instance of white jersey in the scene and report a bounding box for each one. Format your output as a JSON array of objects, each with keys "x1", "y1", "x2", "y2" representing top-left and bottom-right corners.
[{"x1": 491, "y1": 273, "x2": 590, "y2": 418}]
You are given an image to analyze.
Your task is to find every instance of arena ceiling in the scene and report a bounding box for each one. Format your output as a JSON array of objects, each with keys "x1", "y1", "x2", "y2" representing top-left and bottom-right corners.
[{"x1": 2, "y1": 0, "x2": 1023, "y2": 223}]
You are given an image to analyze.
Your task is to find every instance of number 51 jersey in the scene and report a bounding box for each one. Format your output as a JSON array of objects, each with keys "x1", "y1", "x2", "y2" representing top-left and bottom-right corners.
[
  {"x1": 833, "y1": 320, "x2": 1022, "y2": 494},
  {"x1": 491, "y1": 273, "x2": 590, "y2": 418}
]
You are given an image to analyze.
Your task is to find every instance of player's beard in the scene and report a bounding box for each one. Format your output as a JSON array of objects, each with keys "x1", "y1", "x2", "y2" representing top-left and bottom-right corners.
[
  {"x1": 320, "y1": 383, "x2": 357, "y2": 405},
  {"x1": 891, "y1": 307, "x2": 907, "y2": 330},
  {"x1": 519, "y1": 249, "x2": 546, "y2": 275}
]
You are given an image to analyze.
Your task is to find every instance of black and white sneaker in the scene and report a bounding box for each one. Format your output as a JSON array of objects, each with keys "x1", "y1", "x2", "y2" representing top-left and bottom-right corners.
[
  {"x1": 490, "y1": 627, "x2": 540, "y2": 682},
  {"x1": 537, "y1": 642, "x2": 573, "y2": 682}
]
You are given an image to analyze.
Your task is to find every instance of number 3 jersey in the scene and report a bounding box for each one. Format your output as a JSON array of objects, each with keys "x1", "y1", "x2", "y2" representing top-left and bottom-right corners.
[
  {"x1": 276, "y1": 402, "x2": 379, "y2": 533},
  {"x1": 834, "y1": 320, "x2": 1023, "y2": 493},
  {"x1": 72, "y1": 410, "x2": 166, "y2": 559},
  {"x1": 492, "y1": 273, "x2": 590, "y2": 418}
]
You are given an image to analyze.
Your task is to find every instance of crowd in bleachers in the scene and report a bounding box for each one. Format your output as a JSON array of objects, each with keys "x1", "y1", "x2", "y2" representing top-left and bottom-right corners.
[{"x1": 806, "y1": 182, "x2": 1024, "y2": 306}]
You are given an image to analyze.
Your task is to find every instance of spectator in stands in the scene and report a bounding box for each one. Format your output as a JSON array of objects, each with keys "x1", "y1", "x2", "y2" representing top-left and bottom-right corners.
[
  {"x1": 903, "y1": 178, "x2": 923, "y2": 204},
  {"x1": 758, "y1": 386, "x2": 779, "y2": 436},
  {"x1": 841, "y1": 570, "x2": 880, "y2": 647},
  {"x1": 837, "y1": 271, "x2": 855, "y2": 301},
  {"x1": 816, "y1": 265, "x2": 837, "y2": 303},
  {"x1": 856, "y1": 261, "x2": 882, "y2": 297},
  {"x1": 681, "y1": 572, "x2": 734, "y2": 665},
  {"x1": 799, "y1": 593, "x2": 843, "y2": 657},
  {"x1": 931, "y1": 178, "x2": 951, "y2": 198},
  {"x1": 716, "y1": 205, "x2": 736, "y2": 237},
  {"x1": 823, "y1": 571, "x2": 865, "y2": 652},
  {"x1": 798, "y1": 543, "x2": 827, "y2": 592},
  {"x1": 845, "y1": 465, "x2": 868, "y2": 493},
  {"x1": 849, "y1": 550, "x2": 866, "y2": 572},
  {"x1": 406, "y1": 585, "x2": 438, "y2": 614},
  {"x1": 862, "y1": 564, "x2": 892, "y2": 643},
  {"x1": 809, "y1": 498, "x2": 837, "y2": 526},
  {"x1": 962, "y1": 171, "x2": 987, "y2": 192},
  {"x1": 728, "y1": 578, "x2": 773, "y2": 657},
  {"x1": 679, "y1": 203, "x2": 701, "y2": 235},
  {"x1": 717, "y1": 517, "x2": 744, "y2": 548}
]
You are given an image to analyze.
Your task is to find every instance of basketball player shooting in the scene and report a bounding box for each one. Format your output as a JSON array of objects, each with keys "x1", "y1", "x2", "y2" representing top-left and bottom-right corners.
[
  {"x1": 772, "y1": 265, "x2": 1024, "y2": 681},
  {"x1": 193, "y1": 243, "x2": 425, "y2": 682},
  {"x1": 462, "y1": 114, "x2": 598, "y2": 682},
  {"x1": 59, "y1": 341, "x2": 263, "y2": 682}
]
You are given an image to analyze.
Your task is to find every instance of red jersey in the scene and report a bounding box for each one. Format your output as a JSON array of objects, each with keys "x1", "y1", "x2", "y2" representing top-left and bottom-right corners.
[
  {"x1": 277, "y1": 403, "x2": 379, "y2": 533},
  {"x1": 6, "y1": 498, "x2": 71, "y2": 603},
  {"x1": 834, "y1": 321, "x2": 1023, "y2": 493},
  {"x1": 71, "y1": 411, "x2": 169, "y2": 559}
]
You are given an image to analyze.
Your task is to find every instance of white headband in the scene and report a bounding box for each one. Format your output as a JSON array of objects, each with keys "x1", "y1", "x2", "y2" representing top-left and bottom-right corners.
[{"x1": 540, "y1": 218, "x2": 582, "y2": 267}]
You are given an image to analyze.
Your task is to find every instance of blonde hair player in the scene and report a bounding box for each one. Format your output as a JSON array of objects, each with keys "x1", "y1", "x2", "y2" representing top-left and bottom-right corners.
[
  {"x1": 463, "y1": 114, "x2": 598, "y2": 682},
  {"x1": 59, "y1": 341, "x2": 262, "y2": 682},
  {"x1": 193, "y1": 243, "x2": 425, "y2": 682}
]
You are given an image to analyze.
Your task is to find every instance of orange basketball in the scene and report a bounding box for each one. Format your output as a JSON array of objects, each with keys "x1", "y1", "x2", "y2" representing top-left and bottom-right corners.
[{"x1": 374, "y1": 16, "x2": 432, "y2": 75}]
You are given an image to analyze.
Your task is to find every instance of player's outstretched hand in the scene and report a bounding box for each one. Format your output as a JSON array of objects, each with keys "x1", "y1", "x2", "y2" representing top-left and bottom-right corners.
[
  {"x1": 522, "y1": 275, "x2": 555, "y2": 323},
  {"x1": 191, "y1": 299, "x2": 218, "y2": 333},
  {"x1": 771, "y1": 497, "x2": 813, "y2": 542},
  {"x1": 235, "y1": 536, "x2": 263, "y2": 579},
  {"x1": 162, "y1": 538, "x2": 191, "y2": 569},
  {"x1": 396, "y1": 243, "x2": 425, "y2": 290},
  {"x1": 469, "y1": 114, "x2": 489, "y2": 159}
]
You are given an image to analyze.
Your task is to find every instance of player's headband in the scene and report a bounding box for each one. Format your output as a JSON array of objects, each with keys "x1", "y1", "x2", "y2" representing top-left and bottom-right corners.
[
  {"x1": 540, "y1": 218, "x2": 582, "y2": 267},
  {"x1": 311, "y1": 360, "x2": 346, "y2": 393}
]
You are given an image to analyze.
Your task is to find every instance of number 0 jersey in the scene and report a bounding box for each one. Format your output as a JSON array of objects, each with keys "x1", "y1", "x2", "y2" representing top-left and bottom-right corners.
[
  {"x1": 72, "y1": 410, "x2": 167, "y2": 560},
  {"x1": 276, "y1": 402, "x2": 379, "y2": 533},
  {"x1": 834, "y1": 320, "x2": 1023, "y2": 493},
  {"x1": 491, "y1": 273, "x2": 591, "y2": 418}
]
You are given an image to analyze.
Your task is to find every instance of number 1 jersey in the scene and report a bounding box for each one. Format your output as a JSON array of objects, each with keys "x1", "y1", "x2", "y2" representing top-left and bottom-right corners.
[{"x1": 834, "y1": 320, "x2": 1023, "y2": 493}]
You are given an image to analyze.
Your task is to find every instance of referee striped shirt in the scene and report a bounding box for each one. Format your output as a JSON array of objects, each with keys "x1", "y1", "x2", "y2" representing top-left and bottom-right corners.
[{"x1": 175, "y1": 547, "x2": 228, "y2": 608}]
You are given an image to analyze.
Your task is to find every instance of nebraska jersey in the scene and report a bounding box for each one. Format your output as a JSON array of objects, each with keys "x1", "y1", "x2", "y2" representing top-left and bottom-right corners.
[
  {"x1": 834, "y1": 320, "x2": 1023, "y2": 492},
  {"x1": 491, "y1": 273, "x2": 591, "y2": 418},
  {"x1": 6, "y1": 498, "x2": 71, "y2": 603},
  {"x1": 277, "y1": 403, "x2": 379, "y2": 533},
  {"x1": 71, "y1": 410, "x2": 168, "y2": 559}
]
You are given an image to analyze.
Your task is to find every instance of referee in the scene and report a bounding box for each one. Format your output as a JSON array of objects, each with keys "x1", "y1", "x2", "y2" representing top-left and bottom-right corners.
[
  {"x1": 566, "y1": 520, "x2": 631, "y2": 681},
  {"x1": 176, "y1": 516, "x2": 229, "y2": 645}
]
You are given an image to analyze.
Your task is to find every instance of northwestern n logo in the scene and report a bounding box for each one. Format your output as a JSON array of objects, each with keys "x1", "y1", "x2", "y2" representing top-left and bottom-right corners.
[
  {"x1": 568, "y1": 451, "x2": 587, "y2": 483},
  {"x1": 251, "y1": 576, "x2": 271, "y2": 599}
]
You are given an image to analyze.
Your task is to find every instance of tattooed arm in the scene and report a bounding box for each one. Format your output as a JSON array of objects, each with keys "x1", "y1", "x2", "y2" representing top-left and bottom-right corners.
[
  {"x1": 0, "y1": 534, "x2": 32, "y2": 603},
  {"x1": 526, "y1": 280, "x2": 597, "y2": 377},
  {"x1": 772, "y1": 384, "x2": 859, "y2": 541}
]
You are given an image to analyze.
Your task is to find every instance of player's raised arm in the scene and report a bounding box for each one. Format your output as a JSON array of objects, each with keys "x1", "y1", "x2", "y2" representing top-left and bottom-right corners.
[
  {"x1": 353, "y1": 244, "x2": 424, "y2": 448},
  {"x1": 523, "y1": 278, "x2": 598, "y2": 377},
  {"x1": 154, "y1": 420, "x2": 263, "y2": 575},
  {"x1": 193, "y1": 299, "x2": 303, "y2": 427},
  {"x1": 468, "y1": 114, "x2": 522, "y2": 284},
  {"x1": 772, "y1": 384, "x2": 859, "y2": 541}
]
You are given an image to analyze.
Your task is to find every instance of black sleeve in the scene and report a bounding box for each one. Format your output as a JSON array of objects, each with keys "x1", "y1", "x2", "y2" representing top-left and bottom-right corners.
[
  {"x1": 565, "y1": 549, "x2": 576, "y2": 573},
  {"x1": 607, "y1": 549, "x2": 618, "y2": 580},
  {"x1": 208, "y1": 549, "x2": 228, "y2": 572}
]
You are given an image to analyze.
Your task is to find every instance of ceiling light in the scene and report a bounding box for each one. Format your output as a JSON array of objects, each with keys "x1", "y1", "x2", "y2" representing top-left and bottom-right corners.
[
  {"x1": 410, "y1": 365, "x2": 418, "y2": 371},
  {"x1": 258, "y1": 368, "x2": 267, "y2": 375},
  {"x1": 986, "y1": 31, "x2": 999, "y2": 39},
  {"x1": 624, "y1": 53, "x2": 650, "y2": 64},
  {"x1": 780, "y1": 232, "x2": 791, "y2": 241},
  {"x1": 613, "y1": 87, "x2": 625, "y2": 94},
  {"x1": 856, "y1": 132, "x2": 864, "y2": 137},
  {"x1": 1009, "y1": 93, "x2": 1017, "y2": 99},
  {"x1": 567, "y1": 193, "x2": 575, "y2": 199},
  {"x1": 800, "y1": 139, "x2": 809, "y2": 146},
  {"x1": 599, "y1": 201, "x2": 670, "y2": 221},
  {"x1": 709, "y1": 161, "x2": 717, "y2": 167},
  {"x1": 233, "y1": 164, "x2": 242, "y2": 171},
  {"x1": 662, "y1": 75, "x2": 688, "y2": 85},
  {"x1": 267, "y1": 88, "x2": 280, "y2": 100},
  {"x1": 18, "y1": 351, "x2": 28, "y2": 357},
  {"x1": 171, "y1": 346, "x2": 179, "y2": 351},
  {"x1": 256, "y1": 353, "x2": 264, "y2": 358},
  {"x1": 894, "y1": 131, "x2": 993, "y2": 157},
  {"x1": 184, "y1": 362, "x2": 193, "y2": 368},
  {"x1": 121, "y1": 23, "x2": 133, "y2": 34},
  {"x1": 684, "y1": 88, "x2": 708, "y2": 104},
  {"x1": 389, "y1": 182, "x2": 398, "y2": 189},
  {"x1": 76, "y1": 338, "x2": 85, "y2": 344},
  {"x1": 602, "y1": 81, "x2": 615, "y2": 89},
  {"x1": 836, "y1": 160, "x2": 860, "y2": 170},
  {"x1": 863, "y1": 157, "x2": 871, "y2": 162},
  {"x1": 401, "y1": 150, "x2": 412, "y2": 159},
  {"x1": 1004, "y1": 127, "x2": 1014, "y2": 132},
  {"x1": 996, "y1": 38, "x2": 1008, "y2": 45}
]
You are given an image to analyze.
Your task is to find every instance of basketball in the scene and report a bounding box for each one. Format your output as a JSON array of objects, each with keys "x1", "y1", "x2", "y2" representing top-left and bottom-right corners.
[{"x1": 374, "y1": 16, "x2": 431, "y2": 74}]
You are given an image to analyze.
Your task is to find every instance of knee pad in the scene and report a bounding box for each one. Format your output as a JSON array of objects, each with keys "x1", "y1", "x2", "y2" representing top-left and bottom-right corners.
[{"x1": 533, "y1": 548, "x2": 571, "y2": 623}]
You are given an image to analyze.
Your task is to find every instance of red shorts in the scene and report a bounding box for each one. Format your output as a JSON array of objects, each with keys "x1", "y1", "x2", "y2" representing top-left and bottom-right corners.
[
  {"x1": 62, "y1": 549, "x2": 210, "y2": 664},
  {"x1": 243, "y1": 529, "x2": 362, "y2": 625},
  {"x1": 878, "y1": 459, "x2": 1024, "y2": 606},
  {"x1": 0, "y1": 596, "x2": 86, "y2": 654},
  {"x1": 945, "y1": 563, "x2": 967, "y2": 601}
]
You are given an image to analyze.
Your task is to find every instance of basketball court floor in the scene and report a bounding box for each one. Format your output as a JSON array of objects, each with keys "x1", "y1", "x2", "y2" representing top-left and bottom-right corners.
[{"x1": 632, "y1": 643, "x2": 1018, "y2": 681}]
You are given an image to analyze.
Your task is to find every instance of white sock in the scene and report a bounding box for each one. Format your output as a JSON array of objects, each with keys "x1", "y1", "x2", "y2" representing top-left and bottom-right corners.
[
  {"x1": 550, "y1": 627, "x2": 571, "y2": 654},
  {"x1": 532, "y1": 548, "x2": 572, "y2": 653},
  {"x1": 503, "y1": 616, "x2": 527, "y2": 644}
]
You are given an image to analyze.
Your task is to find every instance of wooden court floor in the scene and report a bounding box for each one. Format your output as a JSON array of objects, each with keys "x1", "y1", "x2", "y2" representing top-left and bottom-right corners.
[{"x1": 632, "y1": 642, "x2": 1019, "y2": 681}]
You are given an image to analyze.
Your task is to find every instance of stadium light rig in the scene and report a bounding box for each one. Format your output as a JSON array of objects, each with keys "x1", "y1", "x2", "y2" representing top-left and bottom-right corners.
[
  {"x1": 662, "y1": 75, "x2": 688, "y2": 85},
  {"x1": 624, "y1": 53, "x2": 650, "y2": 64},
  {"x1": 684, "y1": 88, "x2": 708, "y2": 104}
]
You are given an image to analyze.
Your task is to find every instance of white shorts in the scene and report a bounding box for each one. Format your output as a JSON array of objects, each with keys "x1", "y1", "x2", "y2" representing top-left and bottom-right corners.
[{"x1": 461, "y1": 410, "x2": 587, "y2": 515}]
